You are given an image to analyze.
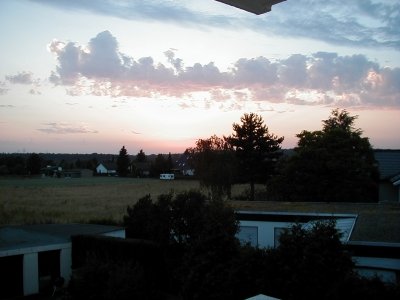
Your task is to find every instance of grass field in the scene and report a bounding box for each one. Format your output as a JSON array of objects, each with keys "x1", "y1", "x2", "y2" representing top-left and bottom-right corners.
[
  {"x1": 0, "y1": 176, "x2": 251, "y2": 225},
  {"x1": 2, "y1": 176, "x2": 399, "y2": 243}
]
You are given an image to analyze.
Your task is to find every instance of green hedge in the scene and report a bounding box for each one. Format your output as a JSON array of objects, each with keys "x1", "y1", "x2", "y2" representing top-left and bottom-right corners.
[
  {"x1": 71, "y1": 234, "x2": 163, "y2": 268},
  {"x1": 70, "y1": 235, "x2": 170, "y2": 299}
]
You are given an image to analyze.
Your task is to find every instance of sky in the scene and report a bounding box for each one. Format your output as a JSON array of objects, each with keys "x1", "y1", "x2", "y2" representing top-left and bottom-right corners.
[{"x1": 0, "y1": 0, "x2": 399, "y2": 154}]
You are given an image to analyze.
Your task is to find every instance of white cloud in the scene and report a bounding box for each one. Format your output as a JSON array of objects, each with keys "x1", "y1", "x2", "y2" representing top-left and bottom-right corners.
[
  {"x1": 31, "y1": 0, "x2": 400, "y2": 50},
  {"x1": 37, "y1": 122, "x2": 99, "y2": 134},
  {"x1": 0, "y1": 81, "x2": 8, "y2": 95},
  {"x1": 5, "y1": 71, "x2": 35, "y2": 84},
  {"x1": 47, "y1": 31, "x2": 400, "y2": 109}
]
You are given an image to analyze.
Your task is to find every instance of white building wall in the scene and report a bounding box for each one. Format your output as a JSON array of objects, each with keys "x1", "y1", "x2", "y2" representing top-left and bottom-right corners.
[
  {"x1": 60, "y1": 247, "x2": 72, "y2": 285},
  {"x1": 238, "y1": 220, "x2": 291, "y2": 248},
  {"x1": 23, "y1": 253, "x2": 39, "y2": 296},
  {"x1": 102, "y1": 229, "x2": 126, "y2": 239},
  {"x1": 352, "y1": 256, "x2": 400, "y2": 284}
]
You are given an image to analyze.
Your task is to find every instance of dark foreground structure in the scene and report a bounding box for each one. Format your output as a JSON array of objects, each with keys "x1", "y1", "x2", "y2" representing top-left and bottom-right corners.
[{"x1": 215, "y1": 0, "x2": 286, "y2": 15}]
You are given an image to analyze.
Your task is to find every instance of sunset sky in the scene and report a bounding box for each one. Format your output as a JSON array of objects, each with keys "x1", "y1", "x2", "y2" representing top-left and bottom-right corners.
[{"x1": 1, "y1": 0, "x2": 399, "y2": 154}]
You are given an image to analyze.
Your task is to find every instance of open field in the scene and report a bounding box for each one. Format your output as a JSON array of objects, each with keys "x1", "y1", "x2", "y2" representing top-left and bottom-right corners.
[
  {"x1": 0, "y1": 176, "x2": 251, "y2": 225},
  {"x1": 1, "y1": 176, "x2": 399, "y2": 243}
]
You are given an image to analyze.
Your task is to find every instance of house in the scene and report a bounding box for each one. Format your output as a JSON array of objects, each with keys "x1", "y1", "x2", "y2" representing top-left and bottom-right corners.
[
  {"x1": 175, "y1": 153, "x2": 195, "y2": 177},
  {"x1": 96, "y1": 162, "x2": 117, "y2": 176},
  {"x1": 233, "y1": 201, "x2": 400, "y2": 284},
  {"x1": 0, "y1": 224, "x2": 125, "y2": 299},
  {"x1": 374, "y1": 150, "x2": 400, "y2": 202}
]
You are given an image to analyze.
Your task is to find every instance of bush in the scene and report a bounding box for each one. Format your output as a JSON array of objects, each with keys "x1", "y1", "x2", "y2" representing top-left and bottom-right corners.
[{"x1": 70, "y1": 234, "x2": 169, "y2": 299}]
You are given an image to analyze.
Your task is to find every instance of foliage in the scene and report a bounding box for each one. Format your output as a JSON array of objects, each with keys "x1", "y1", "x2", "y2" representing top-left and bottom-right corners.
[
  {"x1": 136, "y1": 149, "x2": 147, "y2": 162},
  {"x1": 116, "y1": 146, "x2": 130, "y2": 177},
  {"x1": 71, "y1": 234, "x2": 163, "y2": 268},
  {"x1": 227, "y1": 113, "x2": 284, "y2": 201},
  {"x1": 179, "y1": 199, "x2": 241, "y2": 299},
  {"x1": 69, "y1": 235, "x2": 168, "y2": 300},
  {"x1": 124, "y1": 190, "x2": 238, "y2": 248},
  {"x1": 0, "y1": 154, "x2": 26, "y2": 175},
  {"x1": 69, "y1": 259, "x2": 167, "y2": 300},
  {"x1": 267, "y1": 221, "x2": 355, "y2": 299},
  {"x1": 123, "y1": 190, "x2": 239, "y2": 296},
  {"x1": 186, "y1": 135, "x2": 237, "y2": 200},
  {"x1": 26, "y1": 153, "x2": 42, "y2": 175},
  {"x1": 65, "y1": 190, "x2": 399, "y2": 300},
  {"x1": 270, "y1": 109, "x2": 379, "y2": 202},
  {"x1": 150, "y1": 153, "x2": 172, "y2": 177}
]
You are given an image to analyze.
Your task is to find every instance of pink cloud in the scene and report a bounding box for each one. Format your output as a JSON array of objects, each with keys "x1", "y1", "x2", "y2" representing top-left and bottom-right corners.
[{"x1": 48, "y1": 31, "x2": 400, "y2": 109}]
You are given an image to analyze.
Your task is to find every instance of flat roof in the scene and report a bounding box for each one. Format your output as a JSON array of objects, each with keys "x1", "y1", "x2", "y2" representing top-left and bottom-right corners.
[
  {"x1": 0, "y1": 223, "x2": 124, "y2": 253},
  {"x1": 231, "y1": 201, "x2": 400, "y2": 243}
]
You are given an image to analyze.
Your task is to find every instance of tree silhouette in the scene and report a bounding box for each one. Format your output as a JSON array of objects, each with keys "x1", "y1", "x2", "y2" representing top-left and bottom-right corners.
[
  {"x1": 186, "y1": 135, "x2": 237, "y2": 200},
  {"x1": 271, "y1": 109, "x2": 379, "y2": 202},
  {"x1": 227, "y1": 113, "x2": 284, "y2": 201},
  {"x1": 136, "y1": 149, "x2": 146, "y2": 162},
  {"x1": 117, "y1": 146, "x2": 130, "y2": 177},
  {"x1": 27, "y1": 153, "x2": 42, "y2": 175}
]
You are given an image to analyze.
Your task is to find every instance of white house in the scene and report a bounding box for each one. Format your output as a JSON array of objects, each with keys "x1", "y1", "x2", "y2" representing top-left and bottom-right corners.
[
  {"x1": 0, "y1": 224, "x2": 125, "y2": 299},
  {"x1": 96, "y1": 163, "x2": 117, "y2": 175},
  {"x1": 236, "y1": 211, "x2": 357, "y2": 248}
]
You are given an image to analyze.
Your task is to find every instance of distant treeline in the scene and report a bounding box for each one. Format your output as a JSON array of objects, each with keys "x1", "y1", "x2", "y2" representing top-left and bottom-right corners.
[{"x1": 0, "y1": 152, "x2": 183, "y2": 176}]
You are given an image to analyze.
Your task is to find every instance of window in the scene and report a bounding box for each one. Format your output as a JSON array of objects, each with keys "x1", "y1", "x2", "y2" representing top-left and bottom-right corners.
[
  {"x1": 38, "y1": 250, "x2": 61, "y2": 292},
  {"x1": 0, "y1": 255, "x2": 23, "y2": 298},
  {"x1": 237, "y1": 226, "x2": 258, "y2": 247},
  {"x1": 274, "y1": 227, "x2": 286, "y2": 248}
]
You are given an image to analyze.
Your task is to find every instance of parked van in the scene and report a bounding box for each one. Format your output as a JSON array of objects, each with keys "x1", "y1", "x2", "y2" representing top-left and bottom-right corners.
[{"x1": 160, "y1": 173, "x2": 174, "y2": 180}]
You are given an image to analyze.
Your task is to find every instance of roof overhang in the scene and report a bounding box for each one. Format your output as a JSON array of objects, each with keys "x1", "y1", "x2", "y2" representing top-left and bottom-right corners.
[
  {"x1": 390, "y1": 174, "x2": 400, "y2": 186},
  {"x1": 215, "y1": 0, "x2": 286, "y2": 15}
]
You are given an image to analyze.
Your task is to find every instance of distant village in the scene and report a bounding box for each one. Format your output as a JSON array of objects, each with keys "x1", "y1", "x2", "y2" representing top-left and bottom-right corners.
[
  {"x1": 0, "y1": 148, "x2": 399, "y2": 202},
  {"x1": 0, "y1": 151, "x2": 194, "y2": 179}
]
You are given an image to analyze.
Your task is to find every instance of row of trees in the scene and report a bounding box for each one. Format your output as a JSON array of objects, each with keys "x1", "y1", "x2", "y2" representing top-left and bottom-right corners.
[
  {"x1": 186, "y1": 113, "x2": 283, "y2": 201},
  {"x1": 0, "y1": 153, "x2": 99, "y2": 176},
  {"x1": 116, "y1": 147, "x2": 175, "y2": 178},
  {"x1": 0, "y1": 148, "x2": 173, "y2": 178},
  {"x1": 0, "y1": 153, "x2": 101, "y2": 176},
  {"x1": 69, "y1": 190, "x2": 399, "y2": 299},
  {"x1": 2, "y1": 108, "x2": 379, "y2": 202},
  {"x1": 187, "y1": 109, "x2": 379, "y2": 202}
]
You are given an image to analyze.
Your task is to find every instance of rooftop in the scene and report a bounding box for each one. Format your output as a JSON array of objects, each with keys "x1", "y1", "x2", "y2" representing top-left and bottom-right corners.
[
  {"x1": 231, "y1": 201, "x2": 400, "y2": 243},
  {"x1": 0, "y1": 223, "x2": 123, "y2": 253},
  {"x1": 374, "y1": 149, "x2": 400, "y2": 180}
]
